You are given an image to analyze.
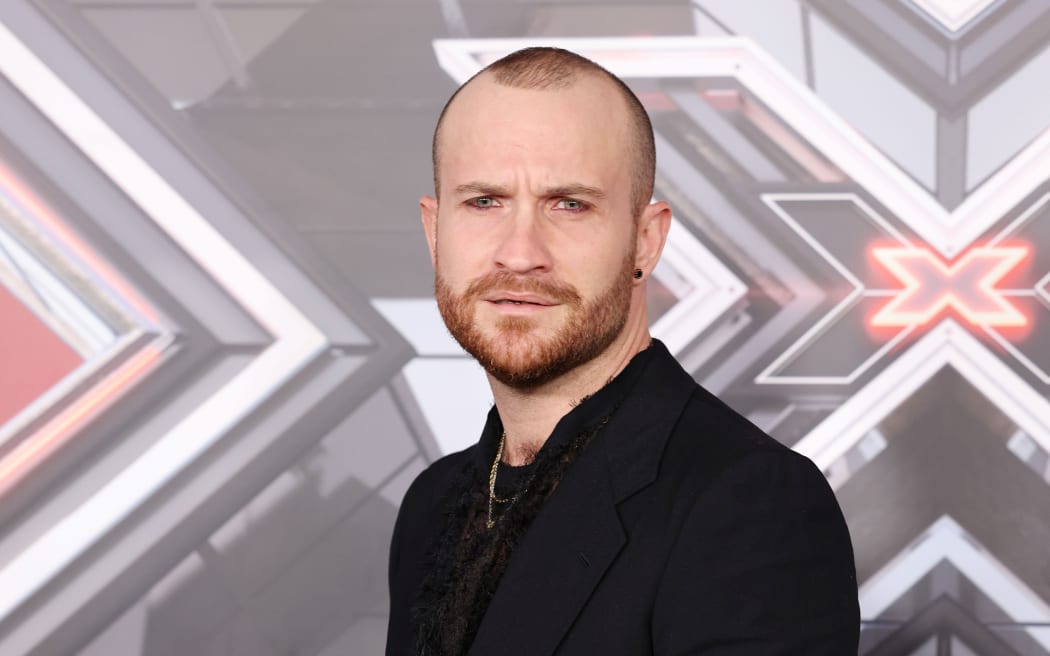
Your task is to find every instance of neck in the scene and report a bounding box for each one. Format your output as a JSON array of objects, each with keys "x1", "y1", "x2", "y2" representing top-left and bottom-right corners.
[{"x1": 489, "y1": 315, "x2": 652, "y2": 467}]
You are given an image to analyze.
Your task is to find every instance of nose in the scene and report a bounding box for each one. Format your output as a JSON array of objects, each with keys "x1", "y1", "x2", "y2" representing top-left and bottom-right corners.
[{"x1": 492, "y1": 205, "x2": 553, "y2": 274}]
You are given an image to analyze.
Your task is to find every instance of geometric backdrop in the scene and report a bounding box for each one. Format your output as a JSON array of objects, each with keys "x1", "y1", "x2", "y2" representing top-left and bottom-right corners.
[{"x1": 0, "y1": 1, "x2": 1048, "y2": 654}]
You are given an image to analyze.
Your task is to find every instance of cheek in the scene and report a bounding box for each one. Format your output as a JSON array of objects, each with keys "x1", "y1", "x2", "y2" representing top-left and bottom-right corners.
[
  {"x1": 435, "y1": 234, "x2": 487, "y2": 285},
  {"x1": 555, "y1": 245, "x2": 630, "y2": 296},
  {"x1": 557, "y1": 227, "x2": 635, "y2": 272}
]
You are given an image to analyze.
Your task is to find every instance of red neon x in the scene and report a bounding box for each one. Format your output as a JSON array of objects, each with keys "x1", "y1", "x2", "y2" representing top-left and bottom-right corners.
[{"x1": 871, "y1": 246, "x2": 1028, "y2": 327}]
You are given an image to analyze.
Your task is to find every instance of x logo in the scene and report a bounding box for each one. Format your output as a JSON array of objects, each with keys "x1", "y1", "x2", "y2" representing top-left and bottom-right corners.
[{"x1": 871, "y1": 246, "x2": 1028, "y2": 328}]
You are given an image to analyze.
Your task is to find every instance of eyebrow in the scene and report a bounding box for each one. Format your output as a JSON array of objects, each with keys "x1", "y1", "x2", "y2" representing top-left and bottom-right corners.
[
  {"x1": 453, "y1": 182, "x2": 513, "y2": 197},
  {"x1": 452, "y1": 181, "x2": 606, "y2": 200},
  {"x1": 544, "y1": 184, "x2": 606, "y2": 200}
]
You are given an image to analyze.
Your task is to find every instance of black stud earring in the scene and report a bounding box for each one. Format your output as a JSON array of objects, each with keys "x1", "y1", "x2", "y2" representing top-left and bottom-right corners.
[{"x1": 633, "y1": 268, "x2": 644, "y2": 280}]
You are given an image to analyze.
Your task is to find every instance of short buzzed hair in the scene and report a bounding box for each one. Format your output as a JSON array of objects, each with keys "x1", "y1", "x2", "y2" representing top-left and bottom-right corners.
[{"x1": 431, "y1": 47, "x2": 656, "y2": 217}]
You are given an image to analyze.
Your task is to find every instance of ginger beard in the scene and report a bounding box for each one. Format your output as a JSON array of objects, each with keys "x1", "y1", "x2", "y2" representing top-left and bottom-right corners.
[{"x1": 435, "y1": 251, "x2": 636, "y2": 389}]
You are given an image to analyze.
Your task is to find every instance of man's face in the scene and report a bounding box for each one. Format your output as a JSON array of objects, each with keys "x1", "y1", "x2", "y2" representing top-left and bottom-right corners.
[{"x1": 425, "y1": 73, "x2": 642, "y2": 389}]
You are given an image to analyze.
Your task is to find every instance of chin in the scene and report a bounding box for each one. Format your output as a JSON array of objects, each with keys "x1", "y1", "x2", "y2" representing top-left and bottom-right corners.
[
  {"x1": 435, "y1": 261, "x2": 634, "y2": 388},
  {"x1": 474, "y1": 319, "x2": 624, "y2": 389},
  {"x1": 472, "y1": 326, "x2": 566, "y2": 387}
]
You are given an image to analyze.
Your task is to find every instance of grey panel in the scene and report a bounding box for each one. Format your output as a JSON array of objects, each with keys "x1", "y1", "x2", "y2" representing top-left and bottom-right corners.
[{"x1": 0, "y1": 0, "x2": 1040, "y2": 653}]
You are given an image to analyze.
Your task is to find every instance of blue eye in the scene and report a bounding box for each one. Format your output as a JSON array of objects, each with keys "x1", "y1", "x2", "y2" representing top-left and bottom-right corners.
[
  {"x1": 555, "y1": 198, "x2": 586, "y2": 211},
  {"x1": 470, "y1": 197, "x2": 496, "y2": 208}
]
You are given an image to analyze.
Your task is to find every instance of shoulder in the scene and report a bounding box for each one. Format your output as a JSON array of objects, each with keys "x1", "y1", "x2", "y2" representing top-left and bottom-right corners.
[
  {"x1": 650, "y1": 385, "x2": 859, "y2": 652},
  {"x1": 662, "y1": 383, "x2": 817, "y2": 488},
  {"x1": 387, "y1": 445, "x2": 475, "y2": 606},
  {"x1": 386, "y1": 447, "x2": 476, "y2": 654},
  {"x1": 668, "y1": 383, "x2": 849, "y2": 541}
]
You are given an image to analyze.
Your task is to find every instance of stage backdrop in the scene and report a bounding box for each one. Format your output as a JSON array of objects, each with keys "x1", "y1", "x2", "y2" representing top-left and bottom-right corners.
[{"x1": 0, "y1": 1, "x2": 1048, "y2": 654}]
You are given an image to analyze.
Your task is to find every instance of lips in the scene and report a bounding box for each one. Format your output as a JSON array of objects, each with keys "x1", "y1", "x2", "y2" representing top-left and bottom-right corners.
[
  {"x1": 464, "y1": 272, "x2": 581, "y2": 308},
  {"x1": 484, "y1": 292, "x2": 556, "y2": 307}
]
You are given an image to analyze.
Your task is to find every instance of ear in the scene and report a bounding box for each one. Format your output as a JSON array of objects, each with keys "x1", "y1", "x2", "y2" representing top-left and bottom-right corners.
[
  {"x1": 420, "y1": 195, "x2": 439, "y2": 268},
  {"x1": 634, "y1": 200, "x2": 672, "y2": 278}
]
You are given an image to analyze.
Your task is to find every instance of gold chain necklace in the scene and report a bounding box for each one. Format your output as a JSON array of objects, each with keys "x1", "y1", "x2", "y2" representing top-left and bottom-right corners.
[{"x1": 486, "y1": 430, "x2": 524, "y2": 529}]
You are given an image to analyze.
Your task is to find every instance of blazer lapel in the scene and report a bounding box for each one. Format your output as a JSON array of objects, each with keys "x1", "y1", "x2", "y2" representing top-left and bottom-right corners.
[
  {"x1": 467, "y1": 343, "x2": 697, "y2": 656},
  {"x1": 467, "y1": 448, "x2": 625, "y2": 656}
]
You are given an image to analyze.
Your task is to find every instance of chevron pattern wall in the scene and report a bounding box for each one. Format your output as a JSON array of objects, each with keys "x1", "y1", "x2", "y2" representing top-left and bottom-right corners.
[{"x1": 0, "y1": 1, "x2": 1048, "y2": 654}]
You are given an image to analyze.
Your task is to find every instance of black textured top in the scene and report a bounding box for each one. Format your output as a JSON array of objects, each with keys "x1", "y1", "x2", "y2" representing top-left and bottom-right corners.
[{"x1": 413, "y1": 343, "x2": 656, "y2": 655}]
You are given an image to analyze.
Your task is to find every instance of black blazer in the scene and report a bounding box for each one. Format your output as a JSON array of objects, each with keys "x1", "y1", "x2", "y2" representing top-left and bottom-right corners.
[{"x1": 387, "y1": 342, "x2": 859, "y2": 655}]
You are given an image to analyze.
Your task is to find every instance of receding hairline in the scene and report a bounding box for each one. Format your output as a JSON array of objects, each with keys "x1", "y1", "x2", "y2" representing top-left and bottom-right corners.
[{"x1": 431, "y1": 47, "x2": 656, "y2": 216}]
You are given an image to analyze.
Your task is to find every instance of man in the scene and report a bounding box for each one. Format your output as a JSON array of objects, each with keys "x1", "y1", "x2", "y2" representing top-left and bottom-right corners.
[{"x1": 387, "y1": 47, "x2": 859, "y2": 655}]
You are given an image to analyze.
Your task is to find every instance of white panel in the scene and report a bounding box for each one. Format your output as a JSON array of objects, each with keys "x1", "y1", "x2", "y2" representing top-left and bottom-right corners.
[
  {"x1": 695, "y1": 0, "x2": 807, "y2": 81},
  {"x1": 967, "y1": 42, "x2": 1050, "y2": 189},
  {"x1": 910, "y1": 0, "x2": 998, "y2": 32},
  {"x1": 372, "y1": 298, "x2": 465, "y2": 357},
  {"x1": 809, "y1": 13, "x2": 937, "y2": 190},
  {"x1": 403, "y1": 357, "x2": 491, "y2": 455}
]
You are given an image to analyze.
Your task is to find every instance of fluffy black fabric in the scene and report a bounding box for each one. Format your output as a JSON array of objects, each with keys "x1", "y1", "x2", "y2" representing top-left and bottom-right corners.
[{"x1": 413, "y1": 414, "x2": 613, "y2": 655}]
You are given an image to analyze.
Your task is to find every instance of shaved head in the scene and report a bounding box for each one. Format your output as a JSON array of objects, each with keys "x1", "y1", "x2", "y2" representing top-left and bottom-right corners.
[{"x1": 432, "y1": 47, "x2": 656, "y2": 217}]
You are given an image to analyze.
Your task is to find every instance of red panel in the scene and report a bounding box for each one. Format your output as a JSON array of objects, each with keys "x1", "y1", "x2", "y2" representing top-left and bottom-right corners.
[{"x1": 0, "y1": 283, "x2": 82, "y2": 426}]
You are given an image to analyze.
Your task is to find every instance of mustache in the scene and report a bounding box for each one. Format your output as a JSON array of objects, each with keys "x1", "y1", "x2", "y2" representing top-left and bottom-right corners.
[{"x1": 463, "y1": 270, "x2": 581, "y2": 305}]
